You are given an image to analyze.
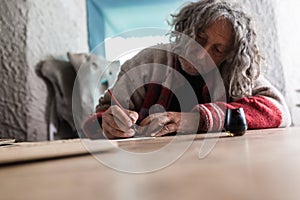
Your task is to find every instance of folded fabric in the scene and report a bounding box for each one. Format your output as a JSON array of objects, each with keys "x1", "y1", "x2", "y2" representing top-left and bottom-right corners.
[
  {"x1": 67, "y1": 52, "x2": 120, "y2": 135},
  {"x1": 39, "y1": 59, "x2": 77, "y2": 139},
  {"x1": 39, "y1": 53, "x2": 121, "y2": 139}
]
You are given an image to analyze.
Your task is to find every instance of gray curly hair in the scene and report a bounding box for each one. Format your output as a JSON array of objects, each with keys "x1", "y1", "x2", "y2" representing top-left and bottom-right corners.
[{"x1": 170, "y1": 0, "x2": 262, "y2": 99}]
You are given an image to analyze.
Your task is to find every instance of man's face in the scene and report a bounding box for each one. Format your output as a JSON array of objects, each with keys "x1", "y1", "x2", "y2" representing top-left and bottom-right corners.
[{"x1": 179, "y1": 18, "x2": 234, "y2": 75}]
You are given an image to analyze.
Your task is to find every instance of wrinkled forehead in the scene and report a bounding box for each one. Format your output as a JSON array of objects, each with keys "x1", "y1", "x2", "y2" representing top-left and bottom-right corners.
[{"x1": 195, "y1": 16, "x2": 234, "y2": 35}]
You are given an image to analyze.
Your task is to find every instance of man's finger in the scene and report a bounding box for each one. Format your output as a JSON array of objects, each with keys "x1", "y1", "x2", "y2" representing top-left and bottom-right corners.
[
  {"x1": 139, "y1": 112, "x2": 168, "y2": 126},
  {"x1": 102, "y1": 120, "x2": 135, "y2": 139},
  {"x1": 109, "y1": 114, "x2": 133, "y2": 132},
  {"x1": 151, "y1": 123, "x2": 178, "y2": 137},
  {"x1": 128, "y1": 110, "x2": 139, "y2": 123},
  {"x1": 142, "y1": 114, "x2": 170, "y2": 136},
  {"x1": 109, "y1": 106, "x2": 133, "y2": 127}
]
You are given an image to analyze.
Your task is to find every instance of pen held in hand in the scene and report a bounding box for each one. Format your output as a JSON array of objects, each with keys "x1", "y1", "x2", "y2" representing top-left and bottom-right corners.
[{"x1": 107, "y1": 89, "x2": 138, "y2": 132}]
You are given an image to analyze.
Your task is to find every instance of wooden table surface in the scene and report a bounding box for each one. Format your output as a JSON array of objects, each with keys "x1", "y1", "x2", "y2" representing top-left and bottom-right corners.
[{"x1": 1, "y1": 127, "x2": 300, "y2": 200}]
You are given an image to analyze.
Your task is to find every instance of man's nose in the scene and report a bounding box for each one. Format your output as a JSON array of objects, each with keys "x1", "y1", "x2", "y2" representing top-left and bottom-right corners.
[{"x1": 197, "y1": 45, "x2": 210, "y2": 60}]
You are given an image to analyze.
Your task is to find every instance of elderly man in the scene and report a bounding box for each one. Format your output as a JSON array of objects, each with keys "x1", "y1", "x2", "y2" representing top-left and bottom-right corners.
[{"x1": 84, "y1": 0, "x2": 291, "y2": 139}]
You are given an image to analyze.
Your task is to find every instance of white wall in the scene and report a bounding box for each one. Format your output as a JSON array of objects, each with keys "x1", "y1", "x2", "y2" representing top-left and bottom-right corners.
[
  {"x1": 104, "y1": 35, "x2": 169, "y2": 64},
  {"x1": 0, "y1": 0, "x2": 88, "y2": 141},
  {"x1": 274, "y1": 0, "x2": 300, "y2": 125}
]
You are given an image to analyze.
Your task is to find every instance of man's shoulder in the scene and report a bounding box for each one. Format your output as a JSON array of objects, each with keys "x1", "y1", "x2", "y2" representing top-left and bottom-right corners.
[
  {"x1": 139, "y1": 43, "x2": 174, "y2": 55},
  {"x1": 128, "y1": 43, "x2": 176, "y2": 64},
  {"x1": 253, "y1": 75, "x2": 273, "y2": 88}
]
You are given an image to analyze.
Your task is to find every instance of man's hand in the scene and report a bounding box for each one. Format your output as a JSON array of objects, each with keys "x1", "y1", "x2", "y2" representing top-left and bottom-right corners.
[
  {"x1": 102, "y1": 105, "x2": 138, "y2": 139},
  {"x1": 138, "y1": 112, "x2": 200, "y2": 137}
]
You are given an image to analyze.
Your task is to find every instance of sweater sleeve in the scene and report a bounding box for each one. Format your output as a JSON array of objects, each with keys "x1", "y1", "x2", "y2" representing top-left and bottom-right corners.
[{"x1": 192, "y1": 76, "x2": 291, "y2": 132}]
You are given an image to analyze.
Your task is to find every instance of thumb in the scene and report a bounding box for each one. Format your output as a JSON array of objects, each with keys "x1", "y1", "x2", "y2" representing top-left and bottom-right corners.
[{"x1": 128, "y1": 110, "x2": 139, "y2": 123}]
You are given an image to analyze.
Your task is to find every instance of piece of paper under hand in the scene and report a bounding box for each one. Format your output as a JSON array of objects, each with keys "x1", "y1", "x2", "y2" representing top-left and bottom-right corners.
[
  {"x1": 112, "y1": 136, "x2": 155, "y2": 142},
  {"x1": 0, "y1": 139, "x2": 117, "y2": 165},
  {"x1": 0, "y1": 139, "x2": 16, "y2": 146}
]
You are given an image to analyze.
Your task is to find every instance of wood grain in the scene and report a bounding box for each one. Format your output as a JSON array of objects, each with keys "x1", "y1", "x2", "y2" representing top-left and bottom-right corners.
[
  {"x1": 1, "y1": 127, "x2": 300, "y2": 200},
  {"x1": 0, "y1": 139, "x2": 117, "y2": 165}
]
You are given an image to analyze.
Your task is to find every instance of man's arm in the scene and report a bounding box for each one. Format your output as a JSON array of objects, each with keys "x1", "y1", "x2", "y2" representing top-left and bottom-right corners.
[{"x1": 193, "y1": 76, "x2": 291, "y2": 132}]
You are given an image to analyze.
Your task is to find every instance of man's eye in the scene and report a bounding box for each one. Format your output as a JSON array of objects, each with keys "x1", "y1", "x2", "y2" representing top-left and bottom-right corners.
[
  {"x1": 196, "y1": 36, "x2": 207, "y2": 44},
  {"x1": 214, "y1": 47, "x2": 225, "y2": 55},
  {"x1": 215, "y1": 48, "x2": 223, "y2": 53}
]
